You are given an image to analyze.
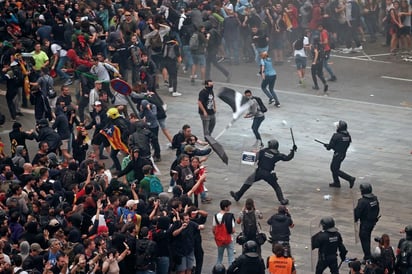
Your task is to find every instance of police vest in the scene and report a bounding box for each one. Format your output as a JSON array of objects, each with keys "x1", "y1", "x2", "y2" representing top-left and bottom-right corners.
[{"x1": 268, "y1": 255, "x2": 293, "y2": 274}]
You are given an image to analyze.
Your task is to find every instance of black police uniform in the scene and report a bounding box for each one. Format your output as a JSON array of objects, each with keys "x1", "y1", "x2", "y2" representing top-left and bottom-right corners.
[
  {"x1": 231, "y1": 147, "x2": 294, "y2": 205},
  {"x1": 325, "y1": 121, "x2": 356, "y2": 188},
  {"x1": 354, "y1": 192, "x2": 380, "y2": 261},
  {"x1": 395, "y1": 229, "x2": 412, "y2": 274},
  {"x1": 312, "y1": 228, "x2": 348, "y2": 274},
  {"x1": 227, "y1": 253, "x2": 266, "y2": 274}
]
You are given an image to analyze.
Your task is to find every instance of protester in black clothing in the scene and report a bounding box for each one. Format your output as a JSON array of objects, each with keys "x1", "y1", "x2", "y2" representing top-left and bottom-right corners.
[
  {"x1": 198, "y1": 80, "x2": 216, "y2": 138},
  {"x1": 267, "y1": 205, "x2": 294, "y2": 256},
  {"x1": 227, "y1": 240, "x2": 265, "y2": 274},
  {"x1": 324, "y1": 120, "x2": 356, "y2": 188},
  {"x1": 311, "y1": 38, "x2": 328, "y2": 93},
  {"x1": 84, "y1": 100, "x2": 109, "y2": 161},
  {"x1": 9, "y1": 122, "x2": 36, "y2": 161},
  {"x1": 151, "y1": 216, "x2": 172, "y2": 274},
  {"x1": 116, "y1": 148, "x2": 152, "y2": 183},
  {"x1": 188, "y1": 206, "x2": 208, "y2": 274},
  {"x1": 205, "y1": 23, "x2": 230, "y2": 82},
  {"x1": 34, "y1": 119, "x2": 62, "y2": 154},
  {"x1": 311, "y1": 217, "x2": 348, "y2": 274},
  {"x1": 395, "y1": 225, "x2": 412, "y2": 274},
  {"x1": 230, "y1": 139, "x2": 297, "y2": 205},
  {"x1": 354, "y1": 183, "x2": 380, "y2": 262}
]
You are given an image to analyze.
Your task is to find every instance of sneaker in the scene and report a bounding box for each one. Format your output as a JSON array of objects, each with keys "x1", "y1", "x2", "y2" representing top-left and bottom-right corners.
[
  {"x1": 275, "y1": 103, "x2": 281, "y2": 108},
  {"x1": 164, "y1": 80, "x2": 169, "y2": 86},
  {"x1": 324, "y1": 84, "x2": 329, "y2": 92},
  {"x1": 329, "y1": 183, "x2": 341, "y2": 188},
  {"x1": 217, "y1": 57, "x2": 225, "y2": 63},
  {"x1": 16, "y1": 112, "x2": 24, "y2": 116},
  {"x1": 162, "y1": 104, "x2": 167, "y2": 111},
  {"x1": 298, "y1": 79, "x2": 302, "y2": 85},
  {"x1": 269, "y1": 98, "x2": 275, "y2": 104},
  {"x1": 167, "y1": 143, "x2": 173, "y2": 149},
  {"x1": 168, "y1": 186, "x2": 174, "y2": 193},
  {"x1": 201, "y1": 199, "x2": 212, "y2": 204},
  {"x1": 100, "y1": 155, "x2": 109, "y2": 160},
  {"x1": 191, "y1": 77, "x2": 195, "y2": 83},
  {"x1": 153, "y1": 156, "x2": 161, "y2": 162},
  {"x1": 353, "y1": 45, "x2": 363, "y2": 52},
  {"x1": 172, "y1": 92, "x2": 182, "y2": 97},
  {"x1": 64, "y1": 79, "x2": 73, "y2": 85},
  {"x1": 312, "y1": 86, "x2": 320, "y2": 90},
  {"x1": 168, "y1": 87, "x2": 173, "y2": 93},
  {"x1": 342, "y1": 48, "x2": 352, "y2": 54},
  {"x1": 328, "y1": 76, "x2": 337, "y2": 82},
  {"x1": 230, "y1": 191, "x2": 239, "y2": 202},
  {"x1": 280, "y1": 199, "x2": 289, "y2": 205},
  {"x1": 204, "y1": 186, "x2": 208, "y2": 192}
]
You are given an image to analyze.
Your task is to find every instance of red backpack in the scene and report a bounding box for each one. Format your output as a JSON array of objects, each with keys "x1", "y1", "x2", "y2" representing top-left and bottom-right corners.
[{"x1": 214, "y1": 213, "x2": 233, "y2": 246}]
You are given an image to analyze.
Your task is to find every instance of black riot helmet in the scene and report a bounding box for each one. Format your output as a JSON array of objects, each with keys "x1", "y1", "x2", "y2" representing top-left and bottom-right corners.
[
  {"x1": 268, "y1": 139, "x2": 279, "y2": 150},
  {"x1": 360, "y1": 183, "x2": 373, "y2": 197},
  {"x1": 243, "y1": 240, "x2": 258, "y2": 254},
  {"x1": 212, "y1": 264, "x2": 226, "y2": 274},
  {"x1": 336, "y1": 120, "x2": 348, "y2": 132},
  {"x1": 405, "y1": 225, "x2": 412, "y2": 237},
  {"x1": 320, "y1": 217, "x2": 338, "y2": 232}
]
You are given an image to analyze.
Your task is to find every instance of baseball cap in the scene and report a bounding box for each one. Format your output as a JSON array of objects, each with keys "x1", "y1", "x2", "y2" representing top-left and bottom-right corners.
[
  {"x1": 126, "y1": 199, "x2": 139, "y2": 208},
  {"x1": 94, "y1": 100, "x2": 102, "y2": 106},
  {"x1": 30, "y1": 243, "x2": 44, "y2": 252},
  {"x1": 95, "y1": 79, "x2": 103, "y2": 84}
]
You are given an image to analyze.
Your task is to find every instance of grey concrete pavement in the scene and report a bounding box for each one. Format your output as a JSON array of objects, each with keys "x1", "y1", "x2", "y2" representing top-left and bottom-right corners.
[{"x1": 1, "y1": 45, "x2": 411, "y2": 273}]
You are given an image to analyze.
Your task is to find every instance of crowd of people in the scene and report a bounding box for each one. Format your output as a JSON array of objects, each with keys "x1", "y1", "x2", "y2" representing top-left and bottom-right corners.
[{"x1": 0, "y1": 0, "x2": 411, "y2": 272}]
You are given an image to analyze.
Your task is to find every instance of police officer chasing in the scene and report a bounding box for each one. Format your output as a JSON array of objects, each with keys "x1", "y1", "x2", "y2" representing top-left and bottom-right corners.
[
  {"x1": 324, "y1": 120, "x2": 356, "y2": 188},
  {"x1": 230, "y1": 139, "x2": 297, "y2": 205},
  {"x1": 311, "y1": 217, "x2": 348, "y2": 274},
  {"x1": 354, "y1": 183, "x2": 380, "y2": 263}
]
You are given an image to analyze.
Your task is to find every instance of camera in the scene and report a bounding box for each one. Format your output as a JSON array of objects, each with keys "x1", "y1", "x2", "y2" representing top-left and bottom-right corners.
[{"x1": 374, "y1": 237, "x2": 382, "y2": 243}]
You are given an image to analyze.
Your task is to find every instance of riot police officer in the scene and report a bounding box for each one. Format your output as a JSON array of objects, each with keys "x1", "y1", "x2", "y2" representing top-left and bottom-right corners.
[
  {"x1": 227, "y1": 241, "x2": 266, "y2": 274},
  {"x1": 312, "y1": 217, "x2": 348, "y2": 274},
  {"x1": 354, "y1": 183, "x2": 380, "y2": 262},
  {"x1": 230, "y1": 139, "x2": 297, "y2": 205},
  {"x1": 324, "y1": 120, "x2": 356, "y2": 188},
  {"x1": 395, "y1": 225, "x2": 412, "y2": 274}
]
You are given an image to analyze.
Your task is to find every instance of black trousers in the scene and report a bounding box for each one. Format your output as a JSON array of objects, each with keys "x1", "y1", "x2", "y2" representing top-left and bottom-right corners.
[
  {"x1": 330, "y1": 152, "x2": 353, "y2": 184},
  {"x1": 205, "y1": 51, "x2": 229, "y2": 80},
  {"x1": 311, "y1": 63, "x2": 326, "y2": 88},
  {"x1": 315, "y1": 257, "x2": 339, "y2": 274},
  {"x1": 243, "y1": 169, "x2": 285, "y2": 202},
  {"x1": 359, "y1": 222, "x2": 376, "y2": 260}
]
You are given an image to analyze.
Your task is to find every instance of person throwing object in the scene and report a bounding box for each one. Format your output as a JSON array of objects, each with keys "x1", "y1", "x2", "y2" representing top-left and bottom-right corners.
[{"x1": 230, "y1": 139, "x2": 296, "y2": 205}]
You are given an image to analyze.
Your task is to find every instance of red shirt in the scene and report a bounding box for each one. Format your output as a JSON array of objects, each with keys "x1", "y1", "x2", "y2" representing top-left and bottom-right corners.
[{"x1": 320, "y1": 29, "x2": 331, "y2": 51}]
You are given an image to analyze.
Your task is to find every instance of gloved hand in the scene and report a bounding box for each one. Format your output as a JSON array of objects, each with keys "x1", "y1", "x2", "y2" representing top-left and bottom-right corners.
[
  {"x1": 323, "y1": 144, "x2": 329, "y2": 150},
  {"x1": 292, "y1": 145, "x2": 297, "y2": 152},
  {"x1": 340, "y1": 255, "x2": 346, "y2": 262}
]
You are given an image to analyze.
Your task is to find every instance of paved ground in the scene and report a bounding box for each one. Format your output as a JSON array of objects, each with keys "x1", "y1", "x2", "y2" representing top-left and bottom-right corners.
[{"x1": 1, "y1": 36, "x2": 411, "y2": 273}]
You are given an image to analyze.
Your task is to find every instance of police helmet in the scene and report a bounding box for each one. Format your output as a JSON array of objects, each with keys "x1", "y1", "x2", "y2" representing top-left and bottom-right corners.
[
  {"x1": 336, "y1": 120, "x2": 348, "y2": 132},
  {"x1": 107, "y1": 108, "x2": 120, "y2": 119},
  {"x1": 212, "y1": 264, "x2": 226, "y2": 274},
  {"x1": 320, "y1": 217, "x2": 338, "y2": 232},
  {"x1": 405, "y1": 225, "x2": 412, "y2": 236},
  {"x1": 268, "y1": 139, "x2": 279, "y2": 150},
  {"x1": 360, "y1": 183, "x2": 373, "y2": 197},
  {"x1": 243, "y1": 240, "x2": 259, "y2": 257}
]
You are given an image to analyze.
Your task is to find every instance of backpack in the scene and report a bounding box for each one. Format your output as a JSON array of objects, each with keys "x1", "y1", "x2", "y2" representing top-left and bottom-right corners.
[
  {"x1": 189, "y1": 32, "x2": 199, "y2": 51},
  {"x1": 379, "y1": 246, "x2": 395, "y2": 271},
  {"x1": 11, "y1": 65, "x2": 24, "y2": 86},
  {"x1": 146, "y1": 175, "x2": 163, "y2": 194},
  {"x1": 253, "y1": 96, "x2": 267, "y2": 113},
  {"x1": 214, "y1": 213, "x2": 233, "y2": 246},
  {"x1": 136, "y1": 239, "x2": 156, "y2": 270},
  {"x1": 44, "y1": 75, "x2": 57, "y2": 99},
  {"x1": 163, "y1": 42, "x2": 177, "y2": 60},
  {"x1": 399, "y1": 240, "x2": 412, "y2": 267},
  {"x1": 242, "y1": 210, "x2": 258, "y2": 240},
  {"x1": 351, "y1": 1, "x2": 361, "y2": 20},
  {"x1": 294, "y1": 36, "x2": 304, "y2": 50}
]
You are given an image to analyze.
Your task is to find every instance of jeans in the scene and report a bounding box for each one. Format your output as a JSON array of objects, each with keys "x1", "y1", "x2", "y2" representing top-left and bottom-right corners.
[
  {"x1": 155, "y1": 256, "x2": 169, "y2": 274},
  {"x1": 216, "y1": 240, "x2": 235, "y2": 266},
  {"x1": 252, "y1": 116, "x2": 265, "y2": 141},
  {"x1": 56, "y1": 56, "x2": 71, "y2": 80},
  {"x1": 182, "y1": 45, "x2": 193, "y2": 70},
  {"x1": 225, "y1": 38, "x2": 240, "y2": 64},
  {"x1": 323, "y1": 51, "x2": 336, "y2": 79},
  {"x1": 261, "y1": 75, "x2": 280, "y2": 104},
  {"x1": 200, "y1": 114, "x2": 216, "y2": 137}
]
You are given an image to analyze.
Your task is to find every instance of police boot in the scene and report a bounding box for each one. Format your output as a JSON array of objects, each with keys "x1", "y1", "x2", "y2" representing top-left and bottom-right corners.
[{"x1": 230, "y1": 184, "x2": 251, "y2": 202}]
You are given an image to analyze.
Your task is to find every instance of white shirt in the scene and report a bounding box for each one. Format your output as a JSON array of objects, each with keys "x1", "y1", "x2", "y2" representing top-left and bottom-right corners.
[
  {"x1": 294, "y1": 36, "x2": 310, "y2": 57},
  {"x1": 51, "y1": 43, "x2": 67, "y2": 57}
]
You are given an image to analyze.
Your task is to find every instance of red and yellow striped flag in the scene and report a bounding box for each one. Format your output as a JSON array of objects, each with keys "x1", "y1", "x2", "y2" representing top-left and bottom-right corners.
[{"x1": 100, "y1": 125, "x2": 128, "y2": 153}]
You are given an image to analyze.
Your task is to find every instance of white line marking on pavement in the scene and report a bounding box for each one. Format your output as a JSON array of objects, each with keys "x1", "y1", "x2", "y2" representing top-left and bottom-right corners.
[
  {"x1": 331, "y1": 54, "x2": 391, "y2": 63},
  {"x1": 381, "y1": 76, "x2": 412, "y2": 82}
]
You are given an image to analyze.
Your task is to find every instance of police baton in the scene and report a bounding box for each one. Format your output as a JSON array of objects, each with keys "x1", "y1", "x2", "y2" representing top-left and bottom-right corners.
[
  {"x1": 290, "y1": 128, "x2": 297, "y2": 151},
  {"x1": 314, "y1": 139, "x2": 327, "y2": 145}
]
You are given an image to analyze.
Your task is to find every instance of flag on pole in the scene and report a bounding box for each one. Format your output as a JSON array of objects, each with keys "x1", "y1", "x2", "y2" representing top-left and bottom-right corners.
[
  {"x1": 100, "y1": 125, "x2": 129, "y2": 153},
  {"x1": 218, "y1": 87, "x2": 252, "y2": 120}
]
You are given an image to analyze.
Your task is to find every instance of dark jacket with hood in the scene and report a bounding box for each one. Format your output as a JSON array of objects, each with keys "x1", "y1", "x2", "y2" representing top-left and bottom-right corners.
[
  {"x1": 35, "y1": 119, "x2": 62, "y2": 153},
  {"x1": 52, "y1": 106, "x2": 71, "y2": 140},
  {"x1": 267, "y1": 212, "x2": 294, "y2": 241}
]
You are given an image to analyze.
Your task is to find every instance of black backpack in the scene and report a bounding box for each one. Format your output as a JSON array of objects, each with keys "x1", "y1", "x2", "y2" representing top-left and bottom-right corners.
[
  {"x1": 253, "y1": 96, "x2": 267, "y2": 113},
  {"x1": 399, "y1": 240, "x2": 412, "y2": 267},
  {"x1": 135, "y1": 239, "x2": 157, "y2": 270},
  {"x1": 242, "y1": 210, "x2": 258, "y2": 240},
  {"x1": 294, "y1": 36, "x2": 304, "y2": 50}
]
